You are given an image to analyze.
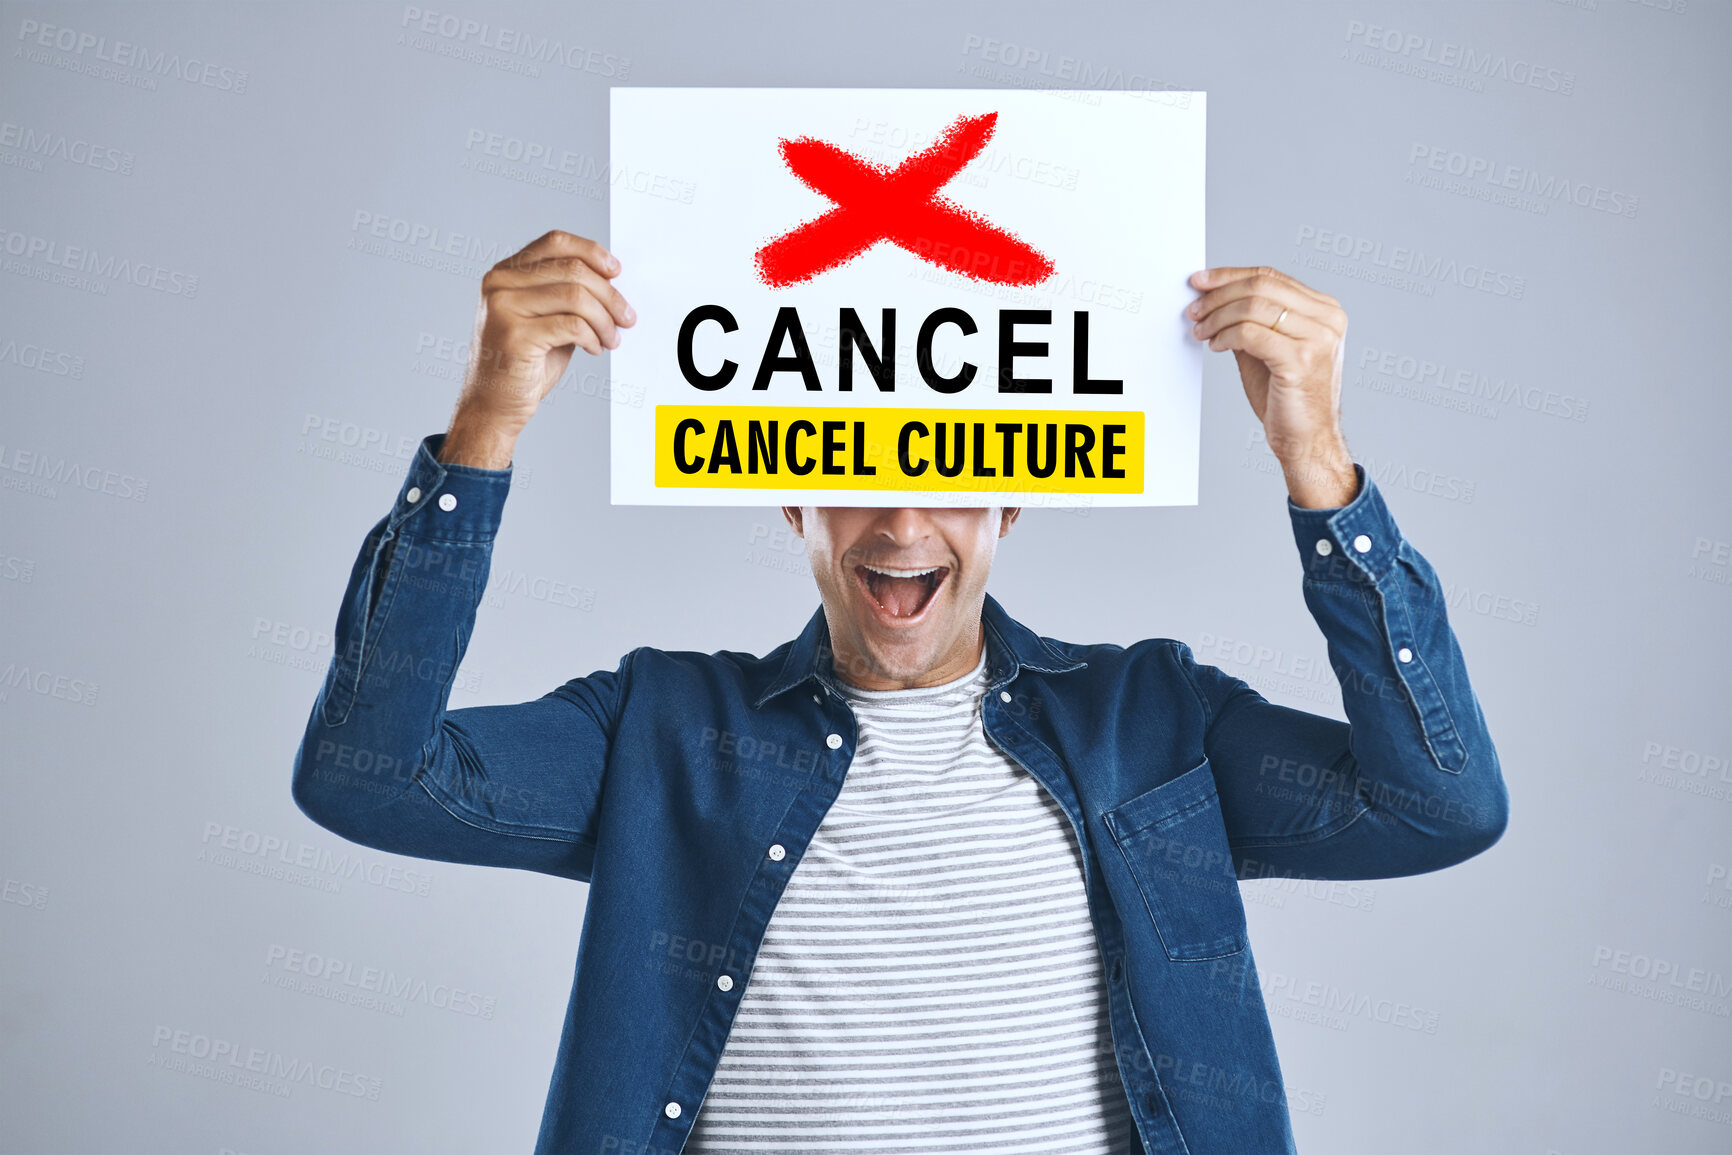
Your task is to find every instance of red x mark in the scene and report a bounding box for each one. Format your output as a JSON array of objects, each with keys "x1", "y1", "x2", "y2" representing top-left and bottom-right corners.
[{"x1": 754, "y1": 112, "x2": 1055, "y2": 289}]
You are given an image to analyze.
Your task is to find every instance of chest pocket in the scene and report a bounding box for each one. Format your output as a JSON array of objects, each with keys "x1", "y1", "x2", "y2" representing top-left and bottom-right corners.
[{"x1": 1102, "y1": 756, "x2": 1248, "y2": 962}]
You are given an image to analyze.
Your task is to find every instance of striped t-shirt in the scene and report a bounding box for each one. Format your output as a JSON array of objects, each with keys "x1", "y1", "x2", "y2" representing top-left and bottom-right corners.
[{"x1": 684, "y1": 648, "x2": 1137, "y2": 1154}]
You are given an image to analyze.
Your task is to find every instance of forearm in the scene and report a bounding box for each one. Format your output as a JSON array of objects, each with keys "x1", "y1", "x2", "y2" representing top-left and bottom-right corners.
[
  {"x1": 292, "y1": 433, "x2": 510, "y2": 828},
  {"x1": 1293, "y1": 468, "x2": 1493, "y2": 770},
  {"x1": 1204, "y1": 465, "x2": 1510, "y2": 880}
]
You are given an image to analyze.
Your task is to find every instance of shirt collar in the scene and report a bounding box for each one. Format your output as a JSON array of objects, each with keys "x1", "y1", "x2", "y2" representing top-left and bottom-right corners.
[{"x1": 753, "y1": 591, "x2": 1087, "y2": 708}]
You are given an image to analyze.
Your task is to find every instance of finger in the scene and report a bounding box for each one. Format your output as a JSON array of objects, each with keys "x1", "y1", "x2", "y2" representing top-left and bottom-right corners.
[
  {"x1": 1188, "y1": 272, "x2": 1344, "y2": 335},
  {"x1": 1204, "y1": 318, "x2": 1304, "y2": 362},
  {"x1": 494, "y1": 258, "x2": 636, "y2": 328},
  {"x1": 1193, "y1": 296, "x2": 1331, "y2": 345},
  {"x1": 1189, "y1": 278, "x2": 1333, "y2": 337},
  {"x1": 1189, "y1": 265, "x2": 1339, "y2": 309},
  {"x1": 1188, "y1": 269, "x2": 1334, "y2": 322},
  {"x1": 484, "y1": 254, "x2": 619, "y2": 295},
  {"x1": 1189, "y1": 264, "x2": 1335, "y2": 304},
  {"x1": 501, "y1": 281, "x2": 622, "y2": 349},
  {"x1": 573, "y1": 261, "x2": 636, "y2": 328},
  {"x1": 499, "y1": 230, "x2": 620, "y2": 278},
  {"x1": 522, "y1": 311, "x2": 604, "y2": 358}
]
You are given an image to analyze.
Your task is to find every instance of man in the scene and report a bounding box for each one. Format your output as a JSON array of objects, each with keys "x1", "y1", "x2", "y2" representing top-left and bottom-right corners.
[{"x1": 292, "y1": 230, "x2": 1508, "y2": 1155}]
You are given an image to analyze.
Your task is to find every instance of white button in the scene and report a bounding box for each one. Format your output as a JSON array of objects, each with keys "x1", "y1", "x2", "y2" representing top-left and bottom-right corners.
[
  {"x1": 716, "y1": 974, "x2": 733, "y2": 991},
  {"x1": 825, "y1": 733, "x2": 842, "y2": 749},
  {"x1": 1397, "y1": 647, "x2": 1413, "y2": 664},
  {"x1": 664, "y1": 1101, "x2": 681, "y2": 1119},
  {"x1": 1352, "y1": 533, "x2": 1371, "y2": 553},
  {"x1": 406, "y1": 486, "x2": 422, "y2": 503},
  {"x1": 999, "y1": 691, "x2": 1012, "y2": 703},
  {"x1": 438, "y1": 492, "x2": 458, "y2": 512},
  {"x1": 812, "y1": 693, "x2": 821, "y2": 704},
  {"x1": 1314, "y1": 538, "x2": 1332, "y2": 556},
  {"x1": 768, "y1": 844, "x2": 786, "y2": 861}
]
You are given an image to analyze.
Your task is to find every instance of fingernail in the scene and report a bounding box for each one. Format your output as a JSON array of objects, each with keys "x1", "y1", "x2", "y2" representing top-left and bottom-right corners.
[{"x1": 624, "y1": 305, "x2": 637, "y2": 323}]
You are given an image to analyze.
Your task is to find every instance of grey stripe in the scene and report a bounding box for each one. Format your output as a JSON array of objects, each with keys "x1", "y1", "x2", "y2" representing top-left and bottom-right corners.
[{"x1": 685, "y1": 651, "x2": 1136, "y2": 1155}]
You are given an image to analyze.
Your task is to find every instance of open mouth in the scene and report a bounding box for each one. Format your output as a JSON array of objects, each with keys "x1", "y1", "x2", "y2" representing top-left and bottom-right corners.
[{"x1": 855, "y1": 563, "x2": 949, "y2": 621}]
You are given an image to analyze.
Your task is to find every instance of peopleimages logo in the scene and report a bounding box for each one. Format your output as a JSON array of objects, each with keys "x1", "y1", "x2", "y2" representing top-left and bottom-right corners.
[{"x1": 754, "y1": 112, "x2": 1055, "y2": 289}]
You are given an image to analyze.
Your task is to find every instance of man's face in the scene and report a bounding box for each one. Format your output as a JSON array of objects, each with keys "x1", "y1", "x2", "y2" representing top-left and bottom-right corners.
[{"x1": 783, "y1": 504, "x2": 1021, "y2": 690}]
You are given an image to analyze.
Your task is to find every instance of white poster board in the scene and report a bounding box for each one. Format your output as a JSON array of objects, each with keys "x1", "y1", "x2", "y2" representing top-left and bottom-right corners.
[{"x1": 609, "y1": 87, "x2": 1205, "y2": 507}]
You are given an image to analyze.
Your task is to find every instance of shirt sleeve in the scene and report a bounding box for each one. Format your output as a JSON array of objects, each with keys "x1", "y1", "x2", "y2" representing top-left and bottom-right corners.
[
  {"x1": 290, "y1": 432, "x2": 628, "y2": 884},
  {"x1": 1182, "y1": 462, "x2": 1510, "y2": 881}
]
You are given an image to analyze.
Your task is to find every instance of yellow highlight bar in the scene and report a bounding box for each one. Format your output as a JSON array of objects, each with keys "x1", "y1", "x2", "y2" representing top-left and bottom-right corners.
[{"x1": 654, "y1": 405, "x2": 1143, "y2": 493}]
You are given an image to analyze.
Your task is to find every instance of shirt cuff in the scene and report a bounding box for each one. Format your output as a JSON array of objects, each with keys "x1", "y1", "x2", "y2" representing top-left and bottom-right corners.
[
  {"x1": 1287, "y1": 462, "x2": 1401, "y2": 583},
  {"x1": 386, "y1": 433, "x2": 512, "y2": 542}
]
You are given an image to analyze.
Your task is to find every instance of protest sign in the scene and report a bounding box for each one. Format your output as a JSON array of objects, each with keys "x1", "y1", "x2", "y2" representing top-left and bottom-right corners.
[{"x1": 609, "y1": 87, "x2": 1205, "y2": 507}]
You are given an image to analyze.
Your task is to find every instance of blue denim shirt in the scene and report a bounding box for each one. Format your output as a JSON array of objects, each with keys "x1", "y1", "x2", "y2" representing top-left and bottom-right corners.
[{"x1": 292, "y1": 432, "x2": 1508, "y2": 1155}]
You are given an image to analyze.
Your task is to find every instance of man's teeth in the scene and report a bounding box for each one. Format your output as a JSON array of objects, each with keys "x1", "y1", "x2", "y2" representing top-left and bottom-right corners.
[{"x1": 865, "y1": 565, "x2": 938, "y2": 579}]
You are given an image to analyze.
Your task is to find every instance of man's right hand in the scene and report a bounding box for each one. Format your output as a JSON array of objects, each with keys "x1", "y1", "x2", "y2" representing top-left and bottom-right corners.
[{"x1": 439, "y1": 230, "x2": 635, "y2": 469}]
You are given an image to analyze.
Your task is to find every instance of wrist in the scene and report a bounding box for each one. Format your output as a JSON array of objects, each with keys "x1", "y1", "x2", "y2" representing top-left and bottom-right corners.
[
  {"x1": 1276, "y1": 435, "x2": 1357, "y2": 509},
  {"x1": 439, "y1": 409, "x2": 522, "y2": 471}
]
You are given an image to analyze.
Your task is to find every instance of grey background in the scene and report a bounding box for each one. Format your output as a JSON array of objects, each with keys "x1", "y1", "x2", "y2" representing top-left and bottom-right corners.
[{"x1": 3, "y1": 1, "x2": 1727, "y2": 1153}]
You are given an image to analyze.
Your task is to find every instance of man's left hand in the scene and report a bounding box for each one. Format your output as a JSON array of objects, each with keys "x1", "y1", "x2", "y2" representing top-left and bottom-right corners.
[{"x1": 1188, "y1": 265, "x2": 1358, "y2": 509}]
